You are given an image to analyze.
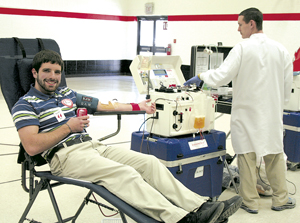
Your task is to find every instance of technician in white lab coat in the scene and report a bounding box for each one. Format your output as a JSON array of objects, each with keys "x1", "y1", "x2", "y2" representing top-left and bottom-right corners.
[{"x1": 184, "y1": 7, "x2": 295, "y2": 213}]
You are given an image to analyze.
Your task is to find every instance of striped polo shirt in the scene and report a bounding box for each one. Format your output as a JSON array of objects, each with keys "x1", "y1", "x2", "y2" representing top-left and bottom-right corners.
[{"x1": 12, "y1": 85, "x2": 90, "y2": 158}]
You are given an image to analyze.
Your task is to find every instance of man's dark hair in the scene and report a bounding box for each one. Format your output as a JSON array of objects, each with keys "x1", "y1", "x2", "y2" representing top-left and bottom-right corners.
[
  {"x1": 239, "y1": 7, "x2": 263, "y2": 31},
  {"x1": 32, "y1": 49, "x2": 64, "y2": 73}
]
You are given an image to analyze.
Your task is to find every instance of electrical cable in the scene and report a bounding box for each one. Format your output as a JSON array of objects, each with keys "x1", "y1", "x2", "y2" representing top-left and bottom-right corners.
[
  {"x1": 137, "y1": 114, "x2": 156, "y2": 154},
  {"x1": 0, "y1": 178, "x2": 22, "y2": 185},
  {"x1": 138, "y1": 116, "x2": 156, "y2": 132},
  {"x1": 91, "y1": 192, "x2": 119, "y2": 217},
  {"x1": 0, "y1": 126, "x2": 15, "y2": 130},
  {"x1": 145, "y1": 113, "x2": 157, "y2": 154},
  {"x1": 257, "y1": 158, "x2": 271, "y2": 187},
  {"x1": 0, "y1": 152, "x2": 18, "y2": 156},
  {"x1": 0, "y1": 143, "x2": 18, "y2": 147},
  {"x1": 140, "y1": 97, "x2": 179, "y2": 154},
  {"x1": 286, "y1": 178, "x2": 297, "y2": 195},
  {"x1": 257, "y1": 158, "x2": 297, "y2": 196}
]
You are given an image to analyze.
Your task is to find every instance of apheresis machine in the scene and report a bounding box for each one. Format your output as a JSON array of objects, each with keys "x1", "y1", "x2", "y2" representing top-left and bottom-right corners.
[
  {"x1": 130, "y1": 55, "x2": 215, "y2": 137},
  {"x1": 129, "y1": 55, "x2": 226, "y2": 198},
  {"x1": 283, "y1": 72, "x2": 300, "y2": 170}
]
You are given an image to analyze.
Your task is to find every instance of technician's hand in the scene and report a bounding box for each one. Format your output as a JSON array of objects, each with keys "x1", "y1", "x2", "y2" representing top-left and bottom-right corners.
[
  {"x1": 183, "y1": 75, "x2": 202, "y2": 87},
  {"x1": 139, "y1": 99, "x2": 156, "y2": 114},
  {"x1": 67, "y1": 116, "x2": 90, "y2": 133}
]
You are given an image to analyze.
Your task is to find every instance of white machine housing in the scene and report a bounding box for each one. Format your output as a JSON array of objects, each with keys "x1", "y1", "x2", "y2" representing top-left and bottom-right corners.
[
  {"x1": 130, "y1": 55, "x2": 215, "y2": 137},
  {"x1": 284, "y1": 72, "x2": 300, "y2": 111}
]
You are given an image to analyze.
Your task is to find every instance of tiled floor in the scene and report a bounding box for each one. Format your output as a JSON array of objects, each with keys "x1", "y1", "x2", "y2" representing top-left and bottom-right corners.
[{"x1": 0, "y1": 76, "x2": 299, "y2": 222}]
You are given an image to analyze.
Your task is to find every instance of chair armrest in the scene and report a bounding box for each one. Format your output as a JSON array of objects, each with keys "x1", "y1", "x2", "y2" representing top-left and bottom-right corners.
[
  {"x1": 93, "y1": 111, "x2": 146, "y2": 116},
  {"x1": 93, "y1": 111, "x2": 146, "y2": 141}
]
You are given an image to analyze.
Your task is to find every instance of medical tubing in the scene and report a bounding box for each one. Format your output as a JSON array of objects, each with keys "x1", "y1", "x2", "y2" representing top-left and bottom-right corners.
[
  {"x1": 184, "y1": 91, "x2": 197, "y2": 133},
  {"x1": 208, "y1": 44, "x2": 219, "y2": 69},
  {"x1": 193, "y1": 45, "x2": 199, "y2": 76}
]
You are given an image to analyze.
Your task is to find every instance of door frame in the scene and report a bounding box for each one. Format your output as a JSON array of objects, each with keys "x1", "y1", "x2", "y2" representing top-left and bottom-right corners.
[{"x1": 136, "y1": 16, "x2": 168, "y2": 55}]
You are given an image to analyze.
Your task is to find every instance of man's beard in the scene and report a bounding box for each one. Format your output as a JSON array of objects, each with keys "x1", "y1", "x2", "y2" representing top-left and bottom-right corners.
[{"x1": 36, "y1": 74, "x2": 60, "y2": 94}]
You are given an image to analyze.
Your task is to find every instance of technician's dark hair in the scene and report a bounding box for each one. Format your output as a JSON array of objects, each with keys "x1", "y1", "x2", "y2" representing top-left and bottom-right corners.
[
  {"x1": 239, "y1": 7, "x2": 263, "y2": 31},
  {"x1": 32, "y1": 49, "x2": 64, "y2": 73}
]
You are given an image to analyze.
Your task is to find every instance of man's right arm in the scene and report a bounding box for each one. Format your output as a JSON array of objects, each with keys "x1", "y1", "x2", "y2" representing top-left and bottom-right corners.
[{"x1": 18, "y1": 116, "x2": 90, "y2": 156}]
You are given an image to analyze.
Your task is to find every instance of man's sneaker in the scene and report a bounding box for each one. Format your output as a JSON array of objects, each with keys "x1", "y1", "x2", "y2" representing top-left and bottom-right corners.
[
  {"x1": 179, "y1": 202, "x2": 224, "y2": 223},
  {"x1": 240, "y1": 203, "x2": 258, "y2": 214},
  {"x1": 198, "y1": 195, "x2": 243, "y2": 222},
  {"x1": 271, "y1": 197, "x2": 296, "y2": 211}
]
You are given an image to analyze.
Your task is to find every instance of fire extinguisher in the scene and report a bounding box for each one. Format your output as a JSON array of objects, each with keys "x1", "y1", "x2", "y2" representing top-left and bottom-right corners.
[{"x1": 166, "y1": 44, "x2": 171, "y2": 55}]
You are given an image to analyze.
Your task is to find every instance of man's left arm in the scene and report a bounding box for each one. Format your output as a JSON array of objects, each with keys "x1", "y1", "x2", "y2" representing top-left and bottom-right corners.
[
  {"x1": 96, "y1": 99, "x2": 156, "y2": 114},
  {"x1": 76, "y1": 93, "x2": 156, "y2": 114}
]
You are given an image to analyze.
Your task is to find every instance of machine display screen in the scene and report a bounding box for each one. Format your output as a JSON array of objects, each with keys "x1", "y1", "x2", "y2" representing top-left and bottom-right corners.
[{"x1": 153, "y1": 69, "x2": 167, "y2": 76}]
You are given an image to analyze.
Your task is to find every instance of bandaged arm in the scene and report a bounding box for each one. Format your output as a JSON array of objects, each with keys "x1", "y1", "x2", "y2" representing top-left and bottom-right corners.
[
  {"x1": 76, "y1": 93, "x2": 155, "y2": 114},
  {"x1": 96, "y1": 99, "x2": 156, "y2": 114},
  {"x1": 96, "y1": 101, "x2": 140, "y2": 111},
  {"x1": 76, "y1": 93, "x2": 140, "y2": 112}
]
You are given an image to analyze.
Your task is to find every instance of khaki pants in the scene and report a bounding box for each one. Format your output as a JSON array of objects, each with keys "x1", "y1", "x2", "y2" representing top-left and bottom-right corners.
[
  {"x1": 49, "y1": 140, "x2": 206, "y2": 223},
  {"x1": 238, "y1": 152, "x2": 289, "y2": 210}
]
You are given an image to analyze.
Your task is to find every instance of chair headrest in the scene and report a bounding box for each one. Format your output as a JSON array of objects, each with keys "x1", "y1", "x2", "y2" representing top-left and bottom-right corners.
[{"x1": 17, "y1": 58, "x2": 35, "y2": 94}]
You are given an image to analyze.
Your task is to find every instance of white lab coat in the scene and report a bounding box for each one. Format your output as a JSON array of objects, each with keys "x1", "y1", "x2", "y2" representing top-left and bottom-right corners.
[{"x1": 201, "y1": 33, "x2": 293, "y2": 157}]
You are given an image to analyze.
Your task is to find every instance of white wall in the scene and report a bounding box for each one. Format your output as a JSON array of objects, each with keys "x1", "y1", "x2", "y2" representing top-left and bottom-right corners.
[
  {"x1": 1, "y1": 0, "x2": 127, "y2": 15},
  {"x1": 0, "y1": 0, "x2": 299, "y2": 65},
  {"x1": 0, "y1": 0, "x2": 133, "y2": 60},
  {"x1": 126, "y1": 0, "x2": 300, "y2": 64},
  {"x1": 126, "y1": 0, "x2": 300, "y2": 15}
]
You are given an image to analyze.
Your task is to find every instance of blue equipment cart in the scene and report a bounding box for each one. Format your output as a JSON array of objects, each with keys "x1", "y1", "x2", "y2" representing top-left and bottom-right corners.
[
  {"x1": 283, "y1": 111, "x2": 300, "y2": 164},
  {"x1": 131, "y1": 130, "x2": 226, "y2": 198}
]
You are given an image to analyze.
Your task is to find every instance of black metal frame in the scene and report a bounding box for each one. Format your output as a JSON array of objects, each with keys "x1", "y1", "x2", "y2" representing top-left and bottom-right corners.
[{"x1": 20, "y1": 156, "x2": 129, "y2": 223}]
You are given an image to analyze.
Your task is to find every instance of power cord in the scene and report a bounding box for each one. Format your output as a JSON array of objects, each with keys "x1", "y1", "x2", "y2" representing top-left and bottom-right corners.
[
  {"x1": 257, "y1": 158, "x2": 297, "y2": 195},
  {"x1": 91, "y1": 192, "x2": 119, "y2": 217}
]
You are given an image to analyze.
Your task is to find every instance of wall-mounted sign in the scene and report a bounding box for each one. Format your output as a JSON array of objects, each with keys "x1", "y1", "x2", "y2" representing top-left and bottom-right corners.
[{"x1": 145, "y1": 2, "x2": 154, "y2": 14}]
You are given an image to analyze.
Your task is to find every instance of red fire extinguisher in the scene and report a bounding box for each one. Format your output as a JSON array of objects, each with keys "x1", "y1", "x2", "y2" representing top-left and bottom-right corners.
[{"x1": 166, "y1": 44, "x2": 171, "y2": 55}]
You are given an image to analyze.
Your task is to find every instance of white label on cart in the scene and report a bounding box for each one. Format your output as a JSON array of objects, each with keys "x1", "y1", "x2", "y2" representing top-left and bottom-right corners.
[
  {"x1": 194, "y1": 166, "x2": 204, "y2": 178},
  {"x1": 188, "y1": 139, "x2": 208, "y2": 150}
]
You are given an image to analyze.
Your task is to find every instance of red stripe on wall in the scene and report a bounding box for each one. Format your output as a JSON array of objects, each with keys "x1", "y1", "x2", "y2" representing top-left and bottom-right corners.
[
  {"x1": 168, "y1": 13, "x2": 300, "y2": 21},
  {"x1": 0, "y1": 7, "x2": 137, "y2": 21},
  {"x1": 0, "y1": 7, "x2": 299, "y2": 22},
  {"x1": 168, "y1": 14, "x2": 238, "y2": 21},
  {"x1": 264, "y1": 13, "x2": 300, "y2": 21}
]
